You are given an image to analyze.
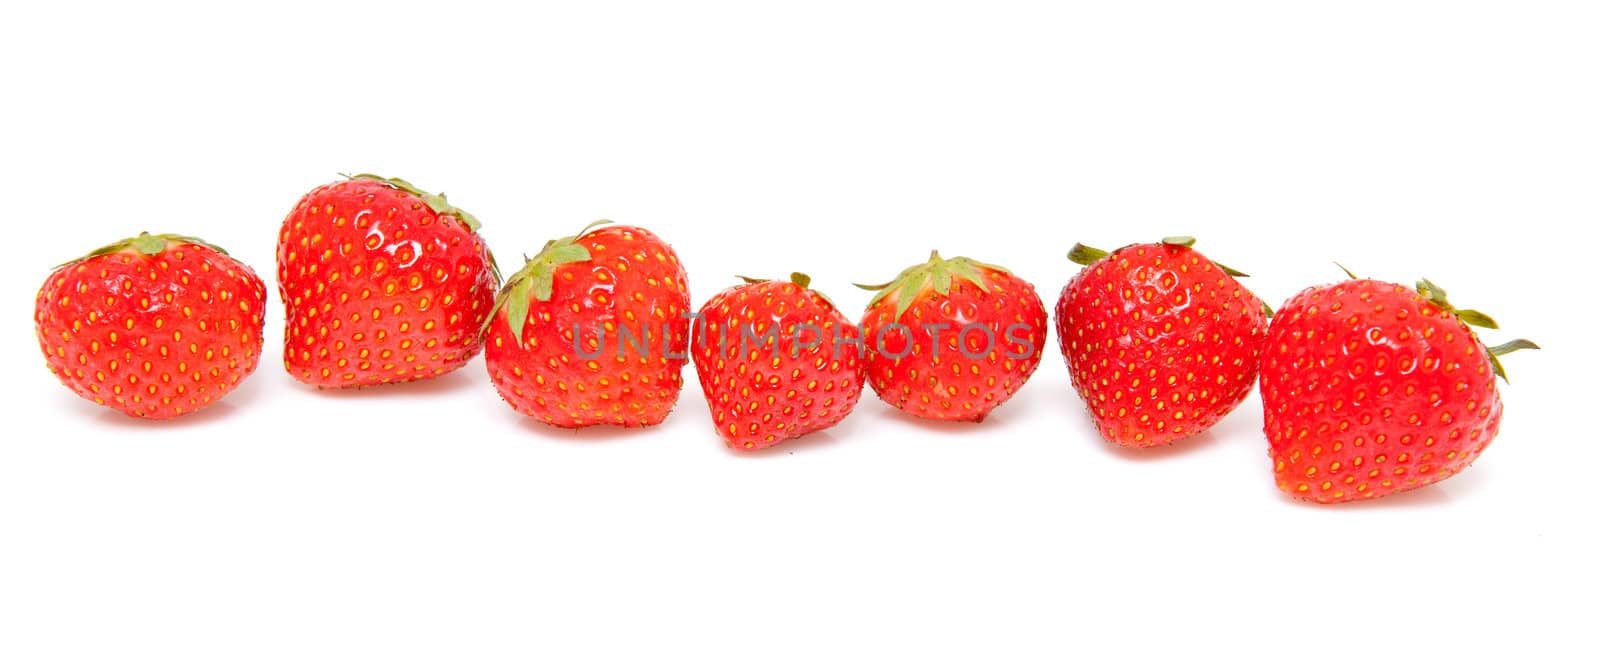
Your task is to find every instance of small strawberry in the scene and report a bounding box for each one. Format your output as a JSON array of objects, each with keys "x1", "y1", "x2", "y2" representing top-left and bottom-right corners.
[
  {"x1": 1260, "y1": 274, "x2": 1538, "y2": 503},
  {"x1": 484, "y1": 221, "x2": 692, "y2": 428},
  {"x1": 35, "y1": 232, "x2": 267, "y2": 419},
  {"x1": 692, "y1": 273, "x2": 866, "y2": 450},
  {"x1": 1057, "y1": 237, "x2": 1271, "y2": 447},
  {"x1": 276, "y1": 174, "x2": 499, "y2": 388},
  {"x1": 855, "y1": 251, "x2": 1047, "y2": 422}
]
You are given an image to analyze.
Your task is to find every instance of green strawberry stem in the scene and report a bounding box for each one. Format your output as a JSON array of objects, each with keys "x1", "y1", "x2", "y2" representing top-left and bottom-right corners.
[
  {"x1": 1415, "y1": 278, "x2": 1498, "y2": 328},
  {"x1": 1070, "y1": 237, "x2": 1272, "y2": 317},
  {"x1": 344, "y1": 172, "x2": 500, "y2": 285},
  {"x1": 738, "y1": 272, "x2": 813, "y2": 288},
  {"x1": 1490, "y1": 339, "x2": 1540, "y2": 356},
  {"x1": 482, "y1": 219, "x2": 613, "y2": 347},
  {"x1": 1067, "y1": 243, "x2": 1110, "y2": 266},
  {"x1": 739, "y1": 272, "x2": 838, "y2": 307},
  {"x1": 343, "y1": 173, "x2": 485, "y2": 232},
  {"x1": 1327, "y1": 270, "x2": 1539, "y2": 381},
  {"x1": 853, "y1": 250, "x2": 1012, "y2": 320},
  {"x1": 1407, "y1": 278, "x2": 1541, "y2": 381},
  {"x1": 53, "y1": 232, "x2": 228, "y2": 269},
  {"x1": 131, "y1": 232, "x2": 167, "y2": 255}
]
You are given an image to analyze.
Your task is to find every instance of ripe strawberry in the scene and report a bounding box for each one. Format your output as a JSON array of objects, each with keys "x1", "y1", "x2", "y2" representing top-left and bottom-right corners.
[
  {"x1": 34, "y1": 232, "x2": 267, "y2": 419},
  {"x1": 1056, "y1": 237, "x2": 1271, "y2": 448},
  {"x1": 692, "y1": 274, "x2": 866, "y2": 450},
  {"x1": 855, "y1": 251, "x2": 1047, "y2": 422},
  {"x1": 276, "y1": 174, "x2": 498, "y2": 388},
  {"x1": 1260, "y1": 276, "x2": 1538, "y2": 503},
  {"x1": 484, "y1": 221, "x2": 691, "y2": 428}
]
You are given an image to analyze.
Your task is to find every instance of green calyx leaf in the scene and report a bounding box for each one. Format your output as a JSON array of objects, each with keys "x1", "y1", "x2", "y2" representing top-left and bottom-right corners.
[
  {"x1": 53, "y1": 232, "x2": 228, "y2": 269},
  {"x1": 1453, "y1": 309, "x2": 1499, "y2": 329},
  {"x1": 854, "y1": 250, "x2": 1008, "y2": 320},
  {"x1": 1486, "y1": 339, "x2": 1541, "y2": 382},
  {"x1": 1415, "y1": 278, "x2": 1501, "y2": 329},
  {"x1": 131, "y1": 232, "x2": 167, "y2": 255},
  {"x1": 344, "y1": 173, "x2": 485, "y2": 232},
  {"x1": 1414, "y1": 278, "x2": 1450, "y2": 305},
  {"x1": 1215, "y1": 262, "x2": 1250, "y2": 278},
  {"x1": 742, "y1": 272, "x2": 836, "y2": 308},
  {"x1": 1164, "y1": 236, "x2": 1254, "y2": 276},
  {"x1": 1412, "y1": 278, "x2": 1539, "y2": 382},
  {"x1": 1068, "y1": 243, "x2": 1110, "y2": 266},
  {"x1": 503, "y1": 279, "x2": 532, "y2": 349},
  {"x1": 1334, "y1": 262, "x2": 1359, "y2": 280},
  {"x1": 1075, "y1": 237, "x2": 1252, "y2": 276},
  {"x1": 1075, "y1": 237, "x2": 1266, "y2": 315},
  {"x1": 486, "y1": 248, "x2": 504, "y2": 287},
  {"x1": 1490, "y1": 339, "x2": 1540, "y2": 357},
  {"x1": 482, "y1": 219, "x2": 611, "y2": 348}
]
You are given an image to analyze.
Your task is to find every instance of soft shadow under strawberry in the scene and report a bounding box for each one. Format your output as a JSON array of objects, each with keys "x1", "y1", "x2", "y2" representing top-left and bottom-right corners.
[
  {"x1": 80, "y1": 392, "x2": 250, "y2": 429},
  {"x1": 512, "y1": 415, "x2": 672, "y2": 445},
  {"x1": 1101, "y1": 429, "x2": 1221, "y2": 462},
  {"x1": 304, "y1": 370, "x2": 479, "y2": 398},
  {"x1": 868, "y1": 402, "x2": 1016, "y2": 433},
  {"x1": 726, "y1": 427, "x2": 846, "y2": 458},
  {"x1": 1288, "y1": 468, "x2": 1487, "y2": 510}
]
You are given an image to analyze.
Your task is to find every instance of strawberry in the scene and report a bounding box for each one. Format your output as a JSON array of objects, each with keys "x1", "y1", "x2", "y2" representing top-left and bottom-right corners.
[
  {"x1": 484, "y1": 221, "x2": 691, "y2": 428},
  {"x1": 276, "y1": 174, "x2": 499, "y2": 388},
  {"x1": 1056, "y1": 237, "x2": 1271, "y2": 448},
  {"x1": 855, "y1": 251, "x2": 1047, "y2": 422},
  {"x1": 34, "y1": 232, "x2": 267, "y2": 419},
  {"x1": 1260, "y1": 275, "x2": 1538, "y2": 503},
  {"x1": 692, "y1": 273, "x2": 866, "y2": 450}
]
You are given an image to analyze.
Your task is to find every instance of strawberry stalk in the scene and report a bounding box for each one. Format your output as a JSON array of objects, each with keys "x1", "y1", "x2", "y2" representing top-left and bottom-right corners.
[
  {"x1": 737, "y1": 272, "x2": 836, "y2": 307},
  {"x1": 484, "y1": 219, "x2": 613, "y2": 347},
  {"x1": 343, "y1": 173, "x2": 501, "y2": 285},
  {"x1": 1413, "y1": 277, "x2": 1540, "y2": 381},
  {"x1": 853, "y1": 250, "x2": 1012, "y2": 320},
  {"x1": 1070, "y1": 236, "x2": 1273, "y2": 317},
  {"x1": 1332, "y1": 264, "x2": 1541, "y2": 381},
  {"x1": 54, "y1": 232, "x2": 229, "y2": 269},
  {"x1": 343, "y1": 173, "x2": 484, "y2": 232}
]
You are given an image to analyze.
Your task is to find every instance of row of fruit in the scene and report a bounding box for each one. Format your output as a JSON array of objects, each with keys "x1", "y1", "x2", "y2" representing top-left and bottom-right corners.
[{"x1": 34, "y1": 174, "x2": 1536, "y2": 504}]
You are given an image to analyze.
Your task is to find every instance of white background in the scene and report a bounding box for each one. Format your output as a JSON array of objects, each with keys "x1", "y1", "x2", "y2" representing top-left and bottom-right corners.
[{"x1": 2, "y1": 2, "x2": 1596, "y2": 670}]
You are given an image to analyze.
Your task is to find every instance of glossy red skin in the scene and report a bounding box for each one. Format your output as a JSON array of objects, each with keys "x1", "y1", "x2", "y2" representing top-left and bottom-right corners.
[
  {"x1": 276, "y1": 179, "x2": 497, "y2": 388},
  {"x1": 862, "y1": 270, "x2": 1047, "y2": 421},
  {"x1": 35, "y1": 242, "x2": 267, "y2": 419},
  {"x1": 692, "y1": 280, "x2": 866, "y2": 450},
  {"x1": 1056, "y1": 243, "x2": 1269, "y2": 447},
  {"x1": 1260, "y1": 280, "x2": 1503, "y2": 503},
  {"x1": 485, "y1": 226, "x2": 691, "y2": 428}
]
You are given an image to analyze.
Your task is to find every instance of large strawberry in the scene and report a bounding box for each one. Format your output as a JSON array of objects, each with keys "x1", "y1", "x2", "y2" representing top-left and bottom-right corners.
[
  {"x1": 35, "y1": 232, "x2": 267, "y2": 419},
  {"x1": 484, "y1": 221, "x2": 691, "y2": 428},
  {"x1": 276, "y1": 174, "x2": 498, "y2": 388},
  {"x1": 692, "y1": 273, "x2": 866, "y2": 450},
  {"x1": 1057, "y1": 237, "x2": 1271, "y2": 448},
  {"x1": 1260, "y1": 275, "x2": 1537, "y2": 503},
  {"x1": 855, "y1": 251, "x2": 1047, "y2": 422}
]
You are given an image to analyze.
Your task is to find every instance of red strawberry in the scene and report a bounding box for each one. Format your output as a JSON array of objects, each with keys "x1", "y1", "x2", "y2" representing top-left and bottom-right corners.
[
  {"x1": 856, "y1": 251, "x2": 1047, "y2": 422},
  {"x1": 35, "y1": 232, "x2": 267, "y2": 419},
  {"x1": 484, "y1": 222, "x2": 691, "y2": 428},
  {"x1": 1056, "y1": 237, "x2": 1271, "y2": 448},
  {"x1": 276, "y1": 174, "x2": 498, "y2": 388},
  {"x1": 1260, "y1": 276, "x2": 1537, "y2": 503},
  {"x1": 692, "y1": 273, "x2": 866, "y2": 450}
]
